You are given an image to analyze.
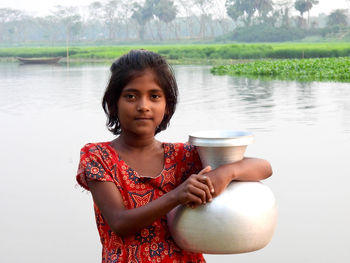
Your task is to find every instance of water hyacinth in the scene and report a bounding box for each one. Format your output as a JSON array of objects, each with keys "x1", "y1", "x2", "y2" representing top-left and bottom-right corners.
[{"x1": 211, "y1": 57, "x2": 350, "y2": 82}]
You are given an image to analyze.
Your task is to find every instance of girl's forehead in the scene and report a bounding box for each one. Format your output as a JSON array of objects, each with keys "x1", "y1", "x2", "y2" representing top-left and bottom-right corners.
[
  {"x1": 134, "y1": 69, "x2": 156, "y2": 80},
  {"x1": 123, "y1": 70, "x2": 163, "y2": 90}
]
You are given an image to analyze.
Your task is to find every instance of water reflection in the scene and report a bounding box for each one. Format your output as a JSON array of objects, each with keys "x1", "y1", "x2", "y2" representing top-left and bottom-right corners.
[
  {"x1": 0, "y1": 63, "x2": 109, "y2": 114},
  {"x1": 228, "y1": 77, "x2": 275, "y2": 103}
]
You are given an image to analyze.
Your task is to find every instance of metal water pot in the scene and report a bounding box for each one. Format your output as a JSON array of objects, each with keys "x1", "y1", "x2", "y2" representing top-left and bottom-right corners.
[{"x1": 167, "y1": 131, "x2": 277, "y2": 254}]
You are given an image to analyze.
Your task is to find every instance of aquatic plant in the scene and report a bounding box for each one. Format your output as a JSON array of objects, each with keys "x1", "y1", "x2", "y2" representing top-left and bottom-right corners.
[{"x1": 211, "y1": 57, "x2": 350, "y2": 82}]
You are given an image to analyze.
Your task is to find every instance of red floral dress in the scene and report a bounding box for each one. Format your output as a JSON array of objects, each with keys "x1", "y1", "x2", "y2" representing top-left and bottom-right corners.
[{"x1": 77, "y1": 142, "x2": 206, "y2": 263}]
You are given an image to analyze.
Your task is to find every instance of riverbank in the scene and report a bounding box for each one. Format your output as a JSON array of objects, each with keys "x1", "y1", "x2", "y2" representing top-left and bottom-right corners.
[
  {"x1": 211, "y1": 57, "x2": 350, "y2": 82},
  {"x1": 0, "y1": 56, "x2": 253, "y2": 66},
  {"x1": 1, "y1": 42, "x2": 350, "y2": 62}
]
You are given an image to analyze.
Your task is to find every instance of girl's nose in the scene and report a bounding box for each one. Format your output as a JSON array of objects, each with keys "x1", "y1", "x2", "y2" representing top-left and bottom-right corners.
[{"x1": 136, "y1": 97, "x2": 150, "y2": 112}]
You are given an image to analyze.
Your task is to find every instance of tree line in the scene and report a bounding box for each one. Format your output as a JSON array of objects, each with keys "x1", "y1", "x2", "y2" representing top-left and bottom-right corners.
[{"x1": 0, "y1": 0, "x2": 349, "y2": 44}]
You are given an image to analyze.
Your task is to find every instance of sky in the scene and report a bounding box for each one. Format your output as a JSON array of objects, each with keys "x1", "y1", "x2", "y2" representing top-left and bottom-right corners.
[{"x1": 0, "y1": 0, "x2": 349, "y2": 17}]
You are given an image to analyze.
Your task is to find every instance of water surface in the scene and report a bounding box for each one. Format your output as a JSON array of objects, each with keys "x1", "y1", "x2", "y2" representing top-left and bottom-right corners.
[{"x1": 0, "y1": 63, "x2": 349, "y2": 263}]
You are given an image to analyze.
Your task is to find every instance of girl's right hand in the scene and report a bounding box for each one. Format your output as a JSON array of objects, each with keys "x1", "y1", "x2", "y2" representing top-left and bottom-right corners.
[{"x1": 174, "y1": 166, "x2": 214, "y2": 208}]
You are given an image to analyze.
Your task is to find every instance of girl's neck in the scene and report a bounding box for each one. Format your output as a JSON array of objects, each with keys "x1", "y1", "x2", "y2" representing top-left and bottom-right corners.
[{"x1": 114, "y1": 132, "x2": 160, "y2": 152}]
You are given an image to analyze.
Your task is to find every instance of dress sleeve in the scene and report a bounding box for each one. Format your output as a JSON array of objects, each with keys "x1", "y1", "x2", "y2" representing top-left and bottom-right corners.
[{"x1": 76, "y1": 143, "x2": 114, "y2": 191}]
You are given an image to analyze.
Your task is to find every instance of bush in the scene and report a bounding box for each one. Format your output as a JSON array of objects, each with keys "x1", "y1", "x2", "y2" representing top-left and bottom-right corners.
[{"x1": 226, "y1": 25, "x2": 308, "y2": 42}]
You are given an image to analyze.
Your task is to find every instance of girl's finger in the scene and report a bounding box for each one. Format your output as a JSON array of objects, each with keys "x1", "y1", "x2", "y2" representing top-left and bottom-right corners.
[
  {"x1": 190, "y1": 180, "x2": 212, "y2": 203},
  {"x1": 188, "y1": 184, "x2": 207, "y2": 204},
  {"x1": 200, "y1": 175, "x2": 215, "y2": 195},
  {"x1": 185, "y1": 189, "x2": 204, "y2": 206},
  {"x1": 198, "y1": 166, "x2": 215, "y2": 194},
  {"x1": 198, "y1": 166, "x2": 211, "y2": 176},
  {"x1": 187, "y1": 202, "x2": 200, "y2": 209}
]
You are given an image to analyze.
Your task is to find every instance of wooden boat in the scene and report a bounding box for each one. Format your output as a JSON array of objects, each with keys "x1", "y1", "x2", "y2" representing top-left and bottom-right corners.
[{"x1": 16, "y1": 57, "x2": 62, "y2": 64}]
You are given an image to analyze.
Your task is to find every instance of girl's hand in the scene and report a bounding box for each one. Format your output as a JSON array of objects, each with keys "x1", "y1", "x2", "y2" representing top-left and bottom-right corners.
[
  {"x1": 204, "y1": 165, "x2": 233, "y2": 198},
  {"x1": 174, "y1": 166, "x2": 214, "y2": 208},
  {"x1": 205, "y1": 157, "x2": 273, "y2": 198}
]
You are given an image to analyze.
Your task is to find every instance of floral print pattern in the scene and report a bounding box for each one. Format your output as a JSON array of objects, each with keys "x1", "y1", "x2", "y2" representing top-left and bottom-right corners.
[{"x1": 77, "y1": 142, "x2": 204, "y2": 263}]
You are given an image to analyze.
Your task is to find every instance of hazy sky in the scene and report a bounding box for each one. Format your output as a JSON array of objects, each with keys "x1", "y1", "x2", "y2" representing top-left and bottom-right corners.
[{"x1": 1, "y1": 0, "x2": 349, "y2": 17}]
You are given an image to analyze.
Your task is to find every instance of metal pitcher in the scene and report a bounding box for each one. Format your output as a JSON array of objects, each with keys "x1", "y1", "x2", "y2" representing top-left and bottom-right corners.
[{"x1": 167, "y1": 130, "x2": 277, "y2": 254}]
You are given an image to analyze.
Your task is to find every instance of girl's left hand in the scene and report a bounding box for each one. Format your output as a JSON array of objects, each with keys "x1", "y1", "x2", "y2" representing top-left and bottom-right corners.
[
  {"x1": 205, "y1": 157, "x2": 273, "y2": 198},
  {"x1": 204, "y1": 165, "x2": 233, "y2": 198}
]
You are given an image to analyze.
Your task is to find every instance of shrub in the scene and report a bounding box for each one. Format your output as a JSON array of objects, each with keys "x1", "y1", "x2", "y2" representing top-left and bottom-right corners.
[{"x1": 226, "y1": 25, "x2": 308, "y2": 42}]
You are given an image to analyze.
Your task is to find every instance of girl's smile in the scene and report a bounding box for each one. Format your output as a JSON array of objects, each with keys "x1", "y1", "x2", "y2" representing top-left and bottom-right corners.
[{"x1": 117, "y1": 70, "x2": 167, "y2": 136}]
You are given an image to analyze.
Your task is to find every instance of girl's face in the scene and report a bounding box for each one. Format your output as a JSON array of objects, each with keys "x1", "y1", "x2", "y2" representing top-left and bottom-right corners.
[{"x1": 117, "y1": 70, "x2": 167, "y2": 137}]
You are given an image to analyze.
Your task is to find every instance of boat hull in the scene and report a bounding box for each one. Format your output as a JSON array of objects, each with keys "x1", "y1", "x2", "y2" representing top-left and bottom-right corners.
[{"x1": 17, "y1": 57, "x2": 62, "y2": 64}]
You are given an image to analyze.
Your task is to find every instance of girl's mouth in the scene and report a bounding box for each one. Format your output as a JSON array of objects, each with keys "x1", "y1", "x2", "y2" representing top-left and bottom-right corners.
[{"x1": 135, "y1": 117, "x2": 152, "y2": 121}]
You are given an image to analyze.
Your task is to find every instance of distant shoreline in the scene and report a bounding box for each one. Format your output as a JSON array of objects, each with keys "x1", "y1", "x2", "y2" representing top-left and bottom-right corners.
[
  {"x1": 1, "y1": 43, "x2": 350, "y2": 64},
  {"x1": 0, "y1": 56, "x2": 251, "y2": 66}
]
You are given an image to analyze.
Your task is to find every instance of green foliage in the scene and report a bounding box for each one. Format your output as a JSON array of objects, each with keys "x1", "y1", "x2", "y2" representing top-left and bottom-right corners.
[
  {"x1": 1, "y1": 43, "x2": 350, "y2": 62},
  {"x1": 0, "y1": 47, "x2": 75, "y2": 57},
  {"x1": 225, "y1": 0, "x2": 273, "y2": 26},
  {"x1": 266, "y1": 47, "x2": 350, "y2": 58},
  {"x1": 327, "y1": 9, "x2": 348, "y2": 27},
  {"x1": 294, "y1": 0, "x2": 310, "y2": 17},
  {"x1": 211, "y1": 57, "x2": 350, "y2": 82},
  {"x1": 294, "y1": 0, "x2": 318, "y2": 17},
  {"x1": 223, "y1": 25, "x2": 310, "y2": 42},
  {"x1": 154, "y1": 0, "x2": 177, "y2": 23},
  {"x1": 156, "y1": 44, "x2": 273, "y2": 59}
]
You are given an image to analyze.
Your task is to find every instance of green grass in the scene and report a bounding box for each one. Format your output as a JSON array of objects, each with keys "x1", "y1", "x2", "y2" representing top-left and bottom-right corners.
[
  {"x1": 211, "y1": 57, "x2": 350, "y2": 82},
  {"x1": 1, "y1": 42, "x2": 350, "y2": 62}
]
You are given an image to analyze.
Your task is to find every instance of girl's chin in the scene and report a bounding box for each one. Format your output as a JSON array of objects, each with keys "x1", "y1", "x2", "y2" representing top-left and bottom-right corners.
[{"x1": 122, "y1": 126, "x2": 157, "y2": 136}]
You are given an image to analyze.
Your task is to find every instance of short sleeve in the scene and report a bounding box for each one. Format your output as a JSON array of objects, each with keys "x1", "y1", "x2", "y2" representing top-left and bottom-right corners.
[
  {"x1": 179, "y1": 143, "x2": 203, "y2": 183},
  {"x1": 76, "y1": 143, "x2": 114, "y2": 191}
]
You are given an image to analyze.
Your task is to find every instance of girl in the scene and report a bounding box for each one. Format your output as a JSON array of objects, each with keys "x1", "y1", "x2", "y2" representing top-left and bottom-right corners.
[{"x1": 77, "y1": 49, "x2": 272, "y2": 263}]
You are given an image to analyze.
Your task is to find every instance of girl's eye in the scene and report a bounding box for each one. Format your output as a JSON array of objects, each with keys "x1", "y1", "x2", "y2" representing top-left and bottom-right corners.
[
  {"x1": 124, "y1": 94, "x2": 136, "y2": 99},
  {"x1": 151, "y1": 94, "x2": 161, "y2": 99}
]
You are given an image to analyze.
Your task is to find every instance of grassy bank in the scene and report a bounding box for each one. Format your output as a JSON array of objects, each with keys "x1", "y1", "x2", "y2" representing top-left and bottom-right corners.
[
  {"x1": 1, "y1": 42, "x2": 350, "y2": 62},
  {"x1": 211, "y1": 57, "x2": 350, "y2": 82}
]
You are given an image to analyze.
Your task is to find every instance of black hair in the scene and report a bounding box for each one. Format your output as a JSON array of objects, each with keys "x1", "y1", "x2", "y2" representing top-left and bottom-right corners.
[{"x1": 102, "y1": 49, "x2": 178, "y2": 135}]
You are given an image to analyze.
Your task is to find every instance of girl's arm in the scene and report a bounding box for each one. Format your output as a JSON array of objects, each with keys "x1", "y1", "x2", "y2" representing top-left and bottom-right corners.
[
  {"x1": 87, "y1": 167, "x2": 214, "y2": 237},
  {"x1": 206, "y1": 157, "x2": 272, "y2": 198}
]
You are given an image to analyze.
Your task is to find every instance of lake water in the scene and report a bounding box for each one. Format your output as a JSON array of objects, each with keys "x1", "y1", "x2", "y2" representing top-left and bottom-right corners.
[{"x1": 0, "y1": 62, "x2": 349, "y2": 263}]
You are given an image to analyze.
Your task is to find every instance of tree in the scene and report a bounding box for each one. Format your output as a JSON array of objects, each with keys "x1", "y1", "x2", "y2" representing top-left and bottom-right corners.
[
  {"x1": 225, "y1": 0, "x2": 274, "y2": 27},
  {"x1": 294, "y1": 0, "x2": 319, "y2": 28},
  {"x1": 51, "y1": 5, "x2": 81, "y2": 41},
  {"x1": 176, "y1": 0, "x2": 197, "y2": 38},
  {"x1": 87, "y1": 1, "x2": 104, "y2": 40},
  {"x1": 51, "y1": 6, "x2": 81, "y2": 61},
  {"x1": 294, "y1": 0, "x2": 308, "y2": 18},
  {"x1": 327, "y1": 9, "x2": 348, "y2": 27},
  {"x1": 154, "y1": 0, "x2": 177, "y2": 24},
  {"x1": 0, "y1": 8, "x2": 24, "y2": 42},
  {"x1": 305, "y1": 0, "x2": 318, "y2": 28},
  {"x1": 193, "y1": 0, "x2": 215, "y2": 39},
  {"x1": 256, "y1": 0, "x2": 274, "y2": 24},
  {"x1": 132, "y1": 0, "x2": 154, "y2": 40},
  {"x1": 118, "y1": 0, "x2": 136, "y2": 40},
  {"x1": 88, "y1": 1, "x2": 103, "y2": 20},
  {"x1": 103, "y1": 0, "x2": 119, "y2": 40},
  {"x1": 213, "y1": 0, "x2": 232, "y2": 34},
  {"x1": 153, "y1": 0, "x2": 178, "y2": 40},
  {"x1": 274, "y1": 0, "x2": 293, "y2": 27},
  {"x1": 225, "y1": 0, "x2": 257, "y2": 26},
  {"x1": 37, "y1": 15, "x2": 60, "y2": 45}
]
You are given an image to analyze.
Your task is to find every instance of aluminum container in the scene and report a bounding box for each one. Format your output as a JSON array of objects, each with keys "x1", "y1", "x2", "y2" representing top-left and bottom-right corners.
[{"x1": 167, "y1": 130, "x2": 277, "y2": 254}]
